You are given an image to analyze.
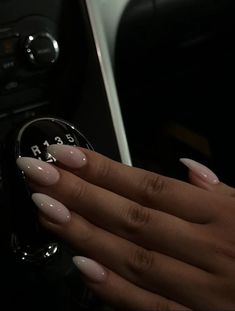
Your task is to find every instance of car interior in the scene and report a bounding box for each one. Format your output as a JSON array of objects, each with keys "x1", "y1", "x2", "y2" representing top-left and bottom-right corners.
[{"x1": 0, "y1": 0, "x2": 235, "y2": 309}]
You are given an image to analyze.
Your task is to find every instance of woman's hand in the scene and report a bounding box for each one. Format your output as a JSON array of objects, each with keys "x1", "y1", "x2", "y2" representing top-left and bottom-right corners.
[{"x1": 16, "y1": 145, "x2": 235, "y2": 310}]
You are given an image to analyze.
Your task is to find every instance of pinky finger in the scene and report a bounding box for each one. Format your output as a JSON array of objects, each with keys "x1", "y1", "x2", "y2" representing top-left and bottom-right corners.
[
  {"x1": 73, "y1": 256, "x2": 190, "y2": 311},
  {"x1": 180, "y1": 158, "x2": 235, "y2": 197},
  {"x1": 188, "y1": 170, "x2": 235, "y2": 198}
]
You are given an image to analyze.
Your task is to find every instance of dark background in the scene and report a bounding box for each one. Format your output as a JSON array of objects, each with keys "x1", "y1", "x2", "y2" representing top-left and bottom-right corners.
[{"x1": 115, "y1": 0, "x2": 235, "y2": 186}]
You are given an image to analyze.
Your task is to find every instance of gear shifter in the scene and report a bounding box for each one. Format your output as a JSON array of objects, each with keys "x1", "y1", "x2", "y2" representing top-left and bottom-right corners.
[{"x1": 3, "y1": 117, "x2": 93, "y2": 264}]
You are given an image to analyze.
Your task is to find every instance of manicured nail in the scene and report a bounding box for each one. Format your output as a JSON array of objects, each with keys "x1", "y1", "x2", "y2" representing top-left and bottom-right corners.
[
  {"x1": 32, "y1": 193, "x2": 71, "y2": 224},
  {"x1": 47, "y1": 145, "x2": 87, "y2": 168},
  {"x1": 16, "y1": 157, "x2": 60, "y2": 186},
  {"x1": 72, "y1": 256, "x2": 107, "y2": 283},
  {"x1": 179, "y1": 158, "x2": 219, "y2": 185}
]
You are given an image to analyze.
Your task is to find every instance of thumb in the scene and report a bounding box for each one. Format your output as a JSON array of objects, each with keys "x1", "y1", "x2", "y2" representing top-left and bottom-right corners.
[{"x1": 180, "y1": 158, "x2": 235, "y2": 197}]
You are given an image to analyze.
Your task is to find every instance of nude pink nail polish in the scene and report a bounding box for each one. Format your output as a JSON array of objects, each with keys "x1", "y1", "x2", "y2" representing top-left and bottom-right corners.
[
  {"x1": 16, "y1": 157, "x2": 60, "y2": 186},
  {"x1": 47, "y1": 145, "x2": 87, "y2": 168},
  {"x1": 180, "y1": 158, "x2": 219, "y2": 185},
  {"x1": 72, "y1": 257, "x2": 107, "y2": 283},
  {"x1": 32, "y1": 193, "x2": 71, "y2": 224}
]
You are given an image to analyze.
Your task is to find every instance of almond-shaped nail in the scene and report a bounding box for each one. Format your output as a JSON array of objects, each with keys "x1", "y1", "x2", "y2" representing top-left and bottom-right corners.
[
  {"x1": 16, "y1": 157, "x2": 60, "y2": 186},
  {"x1": 47, "y1": 145, "x2": 87, "y2": 168},
  {"x1": 73, "y1": 256, "x2": 107, "y2": 283},
  {"x1": 180, "y1": 158, "x2": 219, "y2": 185},
  {"x1": 32, "y1": 193, "x2": 71, "y2": 224}
]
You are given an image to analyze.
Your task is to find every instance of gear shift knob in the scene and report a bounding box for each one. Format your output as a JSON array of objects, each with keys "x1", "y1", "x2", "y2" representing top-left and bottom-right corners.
[{"x1": 3, "y1": 117, "x2": 93, "y2": 264}]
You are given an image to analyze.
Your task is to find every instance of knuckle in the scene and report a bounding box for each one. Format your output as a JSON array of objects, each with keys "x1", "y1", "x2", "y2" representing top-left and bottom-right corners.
[
  {"x1": 129, "y1": 247, "x2": 154, "y2": 274},
  {"x1": 94, "y1": 158, "x2": 111, "y2": 180},
  {"x1": 152, "y1": 299, "x2": 171, "y2": 311},
  {"x1": 70, "y1": 179, "x2": 87, "y2": 202},
  {"x1": 140, "y1": 173, "x2": 167, "y2": 202},
  {"x1": 77, "y1": 223, "x2": 94, "y2": 243},
  {"x1": 78, "y1": 222, "x2": 96, "y2": 244},
  {"x1": 124, "y1": 203, "x2": 150, "y2": 232},
  {"x1": 215, "y1": 241, "x2": 235, "y2": 261}
]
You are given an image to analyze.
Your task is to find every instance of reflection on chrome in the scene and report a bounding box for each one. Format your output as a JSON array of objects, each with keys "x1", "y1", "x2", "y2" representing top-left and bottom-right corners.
[{"x1": 11, "y1": 233, "x2": 59, "y2": 264}]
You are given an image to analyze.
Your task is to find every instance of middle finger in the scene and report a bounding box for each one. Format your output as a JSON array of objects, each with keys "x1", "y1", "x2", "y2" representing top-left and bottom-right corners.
[
  {"x1": 40, "y1": 212, "x2": 215, "y2": 310},
  {"x1": 32, "y1": 167, "x2": 218, "y2": 271}
]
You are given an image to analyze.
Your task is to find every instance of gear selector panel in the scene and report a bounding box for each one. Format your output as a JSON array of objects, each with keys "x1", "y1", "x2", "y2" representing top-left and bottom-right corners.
[
  {"x1": 4, "y1": 117, "x2": 93, "y2": 264},
  {"x1": 17, "y1": 117, "x2": 93, "y2": 163}
]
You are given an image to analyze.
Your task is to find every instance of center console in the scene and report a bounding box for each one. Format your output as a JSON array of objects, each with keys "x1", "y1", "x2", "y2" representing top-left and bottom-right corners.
[{"x1": 0, "y1": 0, "x2": 130, "y2": 309}]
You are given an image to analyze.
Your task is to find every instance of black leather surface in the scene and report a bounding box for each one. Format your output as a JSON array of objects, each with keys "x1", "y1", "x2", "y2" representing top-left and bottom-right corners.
[{"x1": 115, "y1": 0, "x2": 235, "y2": 185}]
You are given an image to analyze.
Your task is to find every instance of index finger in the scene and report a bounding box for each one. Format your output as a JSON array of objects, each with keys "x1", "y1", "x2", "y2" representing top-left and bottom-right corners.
[{"x1": 47, "y1": 145, "x2": 225, "y2": 223}]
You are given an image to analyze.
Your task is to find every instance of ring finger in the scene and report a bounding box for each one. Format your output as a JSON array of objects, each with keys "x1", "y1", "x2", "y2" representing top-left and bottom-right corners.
[{"x1": 40, "y1": 210, "x2": 213, "y2": 309}]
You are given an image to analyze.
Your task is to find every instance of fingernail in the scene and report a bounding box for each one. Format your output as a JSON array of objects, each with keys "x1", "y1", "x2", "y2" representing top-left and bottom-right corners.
[
  {"x1": 47, "y1": 145, "x2": 87, "y2": 168},
  {"x1": 179, "y1": 158, "x2": 219, "y2": 185},
  {"x1": 32, "y1": 193, "x2": 71, "y2": 224},
  {"x1": 72, "y1": 256, "x2": 107, "y2": 283},
  {"x1": 16, "y1": 157, "x2": 60, "y2": 186}
]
